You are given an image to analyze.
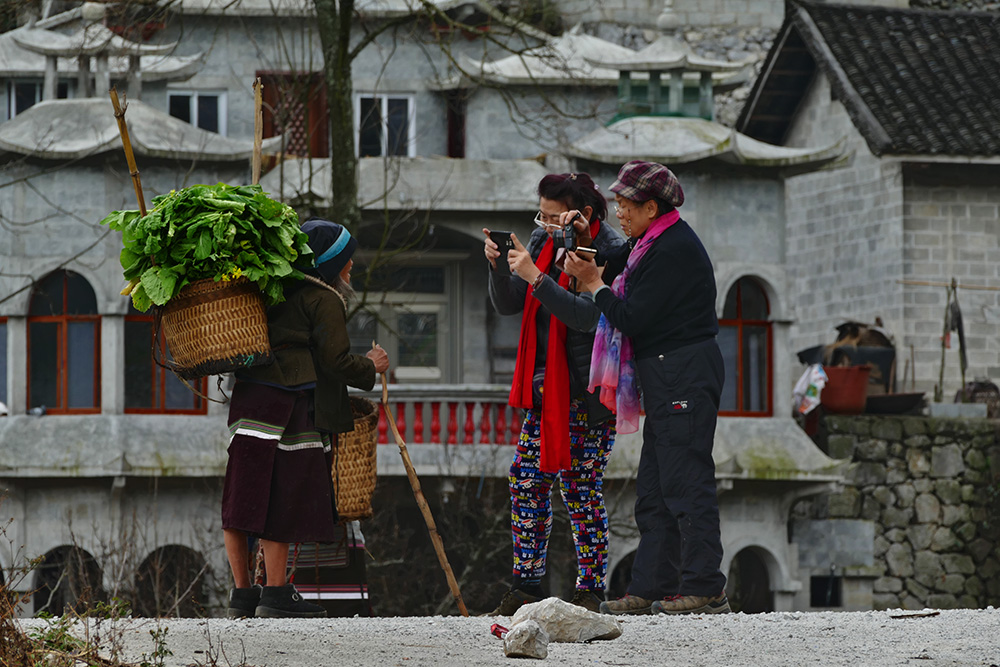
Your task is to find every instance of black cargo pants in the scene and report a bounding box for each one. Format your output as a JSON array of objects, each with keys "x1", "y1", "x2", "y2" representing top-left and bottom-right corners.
[{"x1": 627, "y1": 337, "x2": 726, "y2": 599}]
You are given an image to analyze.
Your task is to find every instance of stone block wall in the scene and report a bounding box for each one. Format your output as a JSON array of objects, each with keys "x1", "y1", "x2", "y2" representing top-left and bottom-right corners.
[{"x1": 800, "y1": 415, "x2": 1000, "y2": 610}]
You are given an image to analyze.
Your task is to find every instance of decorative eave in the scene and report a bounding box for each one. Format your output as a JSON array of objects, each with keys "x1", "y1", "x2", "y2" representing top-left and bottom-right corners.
[
  {"x1": 165, "y1": 0, "x2": 479, "y2": 18},
  {"x1": 259, "y1": 156, "x2": 550, "y2": 211},
  {"x1": 567, "y1": 116, "x2": 846, "y2": 169},
  {"x1": 0, "y1": 29, "x2": 200, "y2": 79},
  {"x1": 433, "y1": 27, "x2": 748, "y2": 90},
  {"x1": 0, "y1": 98, "x2": 281, "y2": 162},
  {"x1": 13, "y1": 24, "x2": 177, "y2": 57},
  {"x1": 586, "y1": 34, "x2": 746, "y2": 74}
]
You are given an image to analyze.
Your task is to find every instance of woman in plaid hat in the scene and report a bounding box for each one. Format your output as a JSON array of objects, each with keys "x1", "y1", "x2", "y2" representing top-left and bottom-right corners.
[
  {"x1": 482, "y1": 172, "x2": 626, "y2": 615},
  {"x1": 564, "y1": 160, "x2": 731, "y2": 616}
]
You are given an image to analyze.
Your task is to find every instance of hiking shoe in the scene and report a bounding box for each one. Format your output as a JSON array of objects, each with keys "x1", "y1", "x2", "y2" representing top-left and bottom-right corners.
[
  {"x1": 487, "y1": 588, "x2": 542, "y2": 616},
  {"x1": 255, "y1": 584, "x2": 327, "y2": 618},
  {"x1": 227, "y1": 585, "x2": 262, "y2": 619},
  {"x1": 569, "y1": 589, "x2": 605, "y2": 613},
  {"x1": 598, "y1": 594, "x2": 654, "y2": 615},
  {"x1": 652, "y1": 592, "x2": 732, "y2": 615}
]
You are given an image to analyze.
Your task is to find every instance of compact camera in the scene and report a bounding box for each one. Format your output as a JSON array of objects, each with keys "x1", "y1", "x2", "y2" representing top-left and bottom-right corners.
[{"x1": 552, "y1": 211, "x2": 580, "y2": 250}]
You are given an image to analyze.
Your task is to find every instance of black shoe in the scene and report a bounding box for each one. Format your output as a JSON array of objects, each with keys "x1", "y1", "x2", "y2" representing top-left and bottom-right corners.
[
  {"x1": 569, "y1": 589, "x2": 605, "y2": 613},
  {"x1": 255, "y1": 584, "x2": 327, "y2": 618},
  {"x1": 227, "y1": 585, "x2": 262, "y2": 619},
  {"x1": 487, "y1": 588, "x2": 542, "y2": 616}
]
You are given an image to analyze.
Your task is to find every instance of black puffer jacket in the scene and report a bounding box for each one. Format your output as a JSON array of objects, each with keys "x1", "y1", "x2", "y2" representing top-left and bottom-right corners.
[{"x1": 488, "y1": 222, "x2": 626, "y2": 426}]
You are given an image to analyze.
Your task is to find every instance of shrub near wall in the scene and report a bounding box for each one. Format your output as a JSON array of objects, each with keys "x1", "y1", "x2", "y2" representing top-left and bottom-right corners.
[{"x1": 820, "y1": 415, "x2": 1000, "y2": 610}]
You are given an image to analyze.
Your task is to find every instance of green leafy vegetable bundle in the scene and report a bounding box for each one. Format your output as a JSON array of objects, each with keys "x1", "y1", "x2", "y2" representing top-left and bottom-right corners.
[{"x1": 101, "y1": 183, "x2": 313, "y2": 312}]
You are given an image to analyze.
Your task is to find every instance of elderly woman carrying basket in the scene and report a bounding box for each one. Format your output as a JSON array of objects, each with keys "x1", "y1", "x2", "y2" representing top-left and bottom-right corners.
[
  {"x1": 221, "y1": 219, "x2": 389, "y2": 619},
  {"x1": 563, "y1": 161, "x2": 731, "y2": 616}
]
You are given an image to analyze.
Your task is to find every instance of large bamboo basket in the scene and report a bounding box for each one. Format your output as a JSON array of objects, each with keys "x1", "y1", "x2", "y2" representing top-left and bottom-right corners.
[
  {"x1": 159, "y1": 277, "x2": 272, "y2": 380},
  {"x1": 333, "y1": 397, "x2": 379, "y2": 522}
]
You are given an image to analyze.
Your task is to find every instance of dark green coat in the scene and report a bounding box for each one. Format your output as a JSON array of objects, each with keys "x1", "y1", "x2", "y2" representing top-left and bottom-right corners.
[{"x1": 236, "y1": 281, "x2": 376, "y2": 433}]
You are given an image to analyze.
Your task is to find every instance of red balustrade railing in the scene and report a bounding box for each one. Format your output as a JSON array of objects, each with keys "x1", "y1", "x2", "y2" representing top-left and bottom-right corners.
[{"x1": 360, "y1": 384, "x2": 522, "y2": 446}]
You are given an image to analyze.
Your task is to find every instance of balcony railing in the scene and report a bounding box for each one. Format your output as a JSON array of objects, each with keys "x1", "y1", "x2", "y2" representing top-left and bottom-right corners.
[{"x1": 353, "y1": 384, "x2": 522, "y2": 446}]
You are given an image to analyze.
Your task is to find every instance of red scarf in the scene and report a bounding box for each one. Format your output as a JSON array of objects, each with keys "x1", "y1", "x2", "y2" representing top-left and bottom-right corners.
[{"x1": 508, "y1": 221, "x2": 600, "y2": 473}]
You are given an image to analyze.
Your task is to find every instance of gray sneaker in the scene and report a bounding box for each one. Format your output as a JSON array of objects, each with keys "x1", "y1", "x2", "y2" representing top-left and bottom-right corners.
[
  {"x1": 598, "y1": 594, "x2": 654, "y2": 615},
  {"x1": 651, "y1": 593, "x2": 732, "y2": 615}
]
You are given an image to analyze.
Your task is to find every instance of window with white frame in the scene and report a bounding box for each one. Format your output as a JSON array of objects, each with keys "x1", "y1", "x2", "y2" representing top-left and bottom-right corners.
[
  {"x1": 7, "y1": 80, "x2": 74, "y2": 119},
  {"x1": 167, "y1": 90, "x2": 228, "y2": 135},
  {"x1": 355, "y1": 94, "x2": 415, "y2": 157},
  {"x1": 346, "y1": 264, "x2": 451, "y2": 382}
]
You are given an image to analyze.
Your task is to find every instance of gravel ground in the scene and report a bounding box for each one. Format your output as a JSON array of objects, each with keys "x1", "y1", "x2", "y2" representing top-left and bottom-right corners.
[{"x1": 16, "y1": 607, "x2": 1000, "y2": 666}]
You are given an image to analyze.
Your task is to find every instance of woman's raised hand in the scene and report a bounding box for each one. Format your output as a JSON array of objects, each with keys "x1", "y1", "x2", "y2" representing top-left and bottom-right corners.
[
  {"x1": 560, "y1": 210, "x2": 593, "y2": 248},
  {"x1": 507, "y1": 233, "x2": 541, "y2": 284},
  {"x1": 482, "y1": 227, "x2": 499, "y2": 269},
  {"x1": 564, "y1": 250, "x2": 603, "y2": 294}
]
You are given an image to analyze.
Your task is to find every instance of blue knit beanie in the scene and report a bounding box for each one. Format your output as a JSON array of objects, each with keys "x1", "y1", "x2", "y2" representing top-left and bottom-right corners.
[{"x1": 301, "y1": 218, "x2": 358, "y2": 284}]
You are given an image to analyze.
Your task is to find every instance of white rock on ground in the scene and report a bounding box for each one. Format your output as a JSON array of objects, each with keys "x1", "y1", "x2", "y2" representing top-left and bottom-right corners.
[
  {"x1": 510, "y1": 596, "x2": 623, "y2": 642},
  {"x1": 503, "y1": 619, "x2": 549, "y2": 659},
  {"x1": 13, "y1": 608, "x2": 1000, "y2": 667}
]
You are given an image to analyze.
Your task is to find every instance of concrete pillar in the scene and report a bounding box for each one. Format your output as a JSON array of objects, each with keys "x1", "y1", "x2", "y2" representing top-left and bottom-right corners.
[
  {"x1": 669, "y1": 70, "x2": 683, "y2": 113},
  {"x1": 7, "y1": 317, "x2": 26, "y2": 415},
  {"x1": 647, "y1": 71, "x2": 661, "y2": 114},
  {"x1": 42, "y1": 56, "x2": 57, "y2": 101},
  {"x1": 77, "y1": 55, "x2": 92, "y2": 98},
  {"x1": 617, "y1": 71, "x2": 632, "y2": 115},
  {"x1": 699, "y1": 71, "x2": 713, "y2": 119},
  {"x1": 95, "y1": 53, "x2": 110, "y2": 97},
  {"x1": 127, "y1": 54, "x2": 142, "y2": 100}
]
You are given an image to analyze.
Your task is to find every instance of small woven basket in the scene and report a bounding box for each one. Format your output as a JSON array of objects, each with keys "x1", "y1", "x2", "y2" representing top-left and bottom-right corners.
[
  {"x1": 333, "y1": 396, "x2": 379, "y2": 522},
  {"x1": 159, "y1": 277, "x2": 272, "y2": 380}
]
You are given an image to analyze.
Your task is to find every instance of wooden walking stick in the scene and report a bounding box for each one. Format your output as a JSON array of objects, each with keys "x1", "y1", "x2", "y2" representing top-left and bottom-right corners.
[
  {"x1": 109, "y1": 87, "x2": 146, "y2": 215},
  {"x1": 374, "y1": 343, "x2": 470, "y2": 617}
]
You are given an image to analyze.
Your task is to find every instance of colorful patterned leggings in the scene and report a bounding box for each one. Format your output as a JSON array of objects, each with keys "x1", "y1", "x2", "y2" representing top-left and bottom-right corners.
[{"x1": 509, "y1": 400, "x2": 616, "y2": 591}]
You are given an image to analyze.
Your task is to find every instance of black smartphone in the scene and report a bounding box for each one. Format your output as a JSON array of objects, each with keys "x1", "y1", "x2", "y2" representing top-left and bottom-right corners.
[{"x1": 489, "y1": 230, "x2": 514, "y2": 276}]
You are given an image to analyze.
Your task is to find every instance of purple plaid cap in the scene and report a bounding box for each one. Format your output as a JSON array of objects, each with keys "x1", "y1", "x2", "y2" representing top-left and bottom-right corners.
[{"x1": 609, "y1": 160, "x2": 684, "y2": 208}]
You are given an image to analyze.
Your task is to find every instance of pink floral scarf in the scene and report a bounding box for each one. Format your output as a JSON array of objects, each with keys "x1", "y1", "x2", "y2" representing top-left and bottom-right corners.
[{"x1": 588, "y1": 210, "x2": 680, "y2": 433}]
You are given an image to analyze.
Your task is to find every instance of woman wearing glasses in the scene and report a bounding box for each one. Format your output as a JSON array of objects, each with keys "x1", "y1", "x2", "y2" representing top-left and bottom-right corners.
[{"x1": 481, "y1": 172, "x2": 625, "y2": 615}]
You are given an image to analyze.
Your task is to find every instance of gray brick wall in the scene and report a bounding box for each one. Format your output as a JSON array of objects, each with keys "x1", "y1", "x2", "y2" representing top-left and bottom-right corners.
[
  {"x1": 783, "y1": 73, "x2": 905, "y2": 383},
  {"x1": 902, "y1": 175, "x2": 1000, "y2": 393}
]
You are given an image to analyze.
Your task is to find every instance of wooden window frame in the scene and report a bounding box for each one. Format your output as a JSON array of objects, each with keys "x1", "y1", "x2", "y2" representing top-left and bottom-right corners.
[
  {"x1": 26, "y1": 315, "x2": 102, "y2": 415},
  {"x1": 124, "y1": 311, "x2": 208, "y2": 415},
  {"x1": 718, "y1": 278, "x2": 773, "y2": 417},
  {"x1": 26, "y1": 271, "x2": 101, "y2": 415}
]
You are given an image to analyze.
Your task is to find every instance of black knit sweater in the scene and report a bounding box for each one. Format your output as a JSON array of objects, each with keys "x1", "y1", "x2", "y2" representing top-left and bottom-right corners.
[{"x1": 595, "y1": 219, "x2": 719, "y2": 359}]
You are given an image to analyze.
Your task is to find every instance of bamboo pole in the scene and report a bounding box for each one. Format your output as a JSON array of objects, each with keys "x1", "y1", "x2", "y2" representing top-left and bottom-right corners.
[
  {"x1": 251, "y1": 77, "x2": 263, "y2": 185},
  {"x1": 109, "y1": 87, "x2": 146, "y2": 216},
  {"x1": 374, "y1": 343, "x2": 469, "y2": 617}
]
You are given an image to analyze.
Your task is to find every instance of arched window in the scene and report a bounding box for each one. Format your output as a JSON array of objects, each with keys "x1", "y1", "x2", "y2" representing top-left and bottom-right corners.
[
  {"x1": 133, "y1": 545, "x2": 208, "y2": 617},
  {"x1": 124, "y1": 303, "x2": 207, "y2": 414},
  {"x1": 33, "y1": 545, "x2": 104, "y2": 615},
  {"x1": 27, "y1": 270, "x2": 100, "y2": 414},
  {"x1": 719, "y1": 277, "x2": 772, "y2": 416}
]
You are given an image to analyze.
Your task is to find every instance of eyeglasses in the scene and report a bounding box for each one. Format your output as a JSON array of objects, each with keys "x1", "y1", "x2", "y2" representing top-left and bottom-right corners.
[
  {"x1": 614, "y1": 203, "x2": 632, "y2": 216},
  {"x1": 533, "y1": 211, "x2": 564, "y2": 229}
]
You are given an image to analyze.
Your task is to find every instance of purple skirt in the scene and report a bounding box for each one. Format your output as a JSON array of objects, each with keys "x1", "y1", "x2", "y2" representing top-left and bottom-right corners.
[{"x1": 222, "y1": 382, "x2": 339, "y2": 543}]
